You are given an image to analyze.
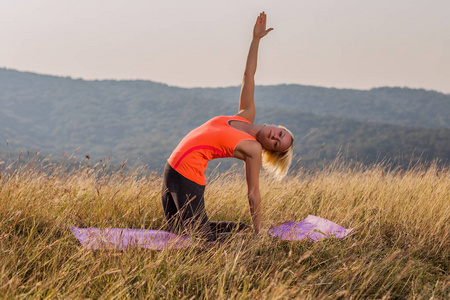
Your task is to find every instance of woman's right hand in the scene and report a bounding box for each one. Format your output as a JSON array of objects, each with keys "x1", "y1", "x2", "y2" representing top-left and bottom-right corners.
[{"x1": 253, "y1": 12, "x2": 273, "y2": 39}]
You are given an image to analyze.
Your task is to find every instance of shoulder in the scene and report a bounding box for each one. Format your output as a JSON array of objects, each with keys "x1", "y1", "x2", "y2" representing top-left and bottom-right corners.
[
  {"x1": 234, "y1": 139, "x2": 262, "y2": 160},
  {"x1": 234, "y1": 112, "x2": 254, "y2": 124}
]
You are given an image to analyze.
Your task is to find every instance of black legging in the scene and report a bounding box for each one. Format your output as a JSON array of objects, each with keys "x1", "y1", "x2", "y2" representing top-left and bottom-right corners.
[{"x1": 161, "y1": 163, "x2": 250, "y2": 241}]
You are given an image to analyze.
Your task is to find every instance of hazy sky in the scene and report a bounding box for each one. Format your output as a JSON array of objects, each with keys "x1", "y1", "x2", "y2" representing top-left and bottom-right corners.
[{"x1": 1, "y1": 0, "x2": 449, "y2": 93}]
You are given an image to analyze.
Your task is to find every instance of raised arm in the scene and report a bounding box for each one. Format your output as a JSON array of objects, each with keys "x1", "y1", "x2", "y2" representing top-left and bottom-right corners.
[{"x1": 236, "y1": 12, "x2": 273, "y2": 123}]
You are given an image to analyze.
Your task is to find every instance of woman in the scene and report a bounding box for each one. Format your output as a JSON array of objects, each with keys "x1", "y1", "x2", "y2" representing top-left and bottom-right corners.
[{"x1": 162, "y1": 12, "x2": 294, "y2": 241}]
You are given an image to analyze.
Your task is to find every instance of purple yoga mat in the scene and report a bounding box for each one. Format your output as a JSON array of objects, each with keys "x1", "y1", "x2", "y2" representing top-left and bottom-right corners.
[
  {"x1": 268, "y1": 215, "x2": 353, "y2": 241},
  {"x1": 69, "y1": 227, "x2": 191, "y2": 250},
  {"x1": 70, "y1": 215, "x2": 352, "y2": 250}
]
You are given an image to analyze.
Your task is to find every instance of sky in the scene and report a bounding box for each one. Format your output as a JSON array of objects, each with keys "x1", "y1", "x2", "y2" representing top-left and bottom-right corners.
[{"x1": 1, "y1": 0, "x2": 449, "y2": 93}]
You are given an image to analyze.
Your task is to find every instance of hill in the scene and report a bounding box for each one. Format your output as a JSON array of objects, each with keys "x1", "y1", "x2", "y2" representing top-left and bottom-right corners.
[
  {"x1": 186, "y1": 85, "x2": 450, "y2": 129},
  {"x1": 0, "y1": 68, "x2": 449, "y2": 171}
]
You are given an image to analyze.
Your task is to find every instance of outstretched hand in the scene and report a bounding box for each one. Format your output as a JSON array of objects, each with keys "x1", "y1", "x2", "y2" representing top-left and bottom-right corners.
[{"x1": 253, "y1": 12, "x2": 273, "y2": 39}]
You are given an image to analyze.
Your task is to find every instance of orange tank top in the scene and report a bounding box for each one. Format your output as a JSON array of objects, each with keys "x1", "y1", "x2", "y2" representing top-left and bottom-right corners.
[{"x1": 167, "y1": 116, "x2": 256, "y2": 185}]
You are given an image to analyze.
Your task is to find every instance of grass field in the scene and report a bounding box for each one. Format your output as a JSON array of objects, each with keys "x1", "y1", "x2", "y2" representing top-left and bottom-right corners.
[{"x1": 0, "y1": 155, "x2": 449, "y2": 299}]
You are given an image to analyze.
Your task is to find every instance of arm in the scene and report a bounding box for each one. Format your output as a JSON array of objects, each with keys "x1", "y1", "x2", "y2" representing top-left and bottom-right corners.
[
  {"x1": 236, "y1": 12, "x2": 273, "y2": 123},
  {"x1": 242, "y1": 141, "x2": 263, "y2": 233}
]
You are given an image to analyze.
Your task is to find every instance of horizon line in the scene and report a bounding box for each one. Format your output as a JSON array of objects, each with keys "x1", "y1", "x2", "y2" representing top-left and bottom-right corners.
[{"x1": 2, "y1": 66, "x2": 449, "y2": 95}]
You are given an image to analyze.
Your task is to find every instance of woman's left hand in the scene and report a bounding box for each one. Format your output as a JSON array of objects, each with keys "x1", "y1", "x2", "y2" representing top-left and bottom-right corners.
[{"x1": 253, "y1": 11, "x2": 273, "y2": 39}]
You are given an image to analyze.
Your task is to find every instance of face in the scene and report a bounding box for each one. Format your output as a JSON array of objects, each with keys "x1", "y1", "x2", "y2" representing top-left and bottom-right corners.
[{"x1": 256, "y1": 125, "x2": 292, "y2": 152}]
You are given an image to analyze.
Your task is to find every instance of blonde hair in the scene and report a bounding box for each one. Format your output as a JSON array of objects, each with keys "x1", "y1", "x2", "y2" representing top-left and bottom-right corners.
[{"x1": 261, "y1": 125, "x2": 294, "y2": 180}]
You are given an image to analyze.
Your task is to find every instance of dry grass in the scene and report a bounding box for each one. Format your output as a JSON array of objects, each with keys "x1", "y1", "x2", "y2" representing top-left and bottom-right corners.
[{"x1": 0, "y1": 154, "x2": 449, "y2": 299}]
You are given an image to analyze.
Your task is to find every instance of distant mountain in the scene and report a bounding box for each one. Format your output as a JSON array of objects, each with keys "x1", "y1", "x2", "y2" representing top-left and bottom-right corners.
[
  {"x1": 185, "y1": 85, "x2": 450, "y2": 129},
  {"x1": 1, "y1": 68, "x2": 449, "y2": 172}
]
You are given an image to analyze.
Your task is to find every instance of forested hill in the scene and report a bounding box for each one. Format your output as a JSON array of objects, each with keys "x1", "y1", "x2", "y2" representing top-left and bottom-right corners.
[
  {"x1": 185, "y1": 85, "x2": 450, "y2": 129},
  {"x1": 1, "y1": 68, "x2": 449, "y2": 171}
]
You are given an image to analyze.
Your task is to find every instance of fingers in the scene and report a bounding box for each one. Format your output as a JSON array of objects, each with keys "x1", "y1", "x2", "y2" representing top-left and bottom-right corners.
[{"x1": 256, "y1": 11, "x2": 267, "y2": 24}]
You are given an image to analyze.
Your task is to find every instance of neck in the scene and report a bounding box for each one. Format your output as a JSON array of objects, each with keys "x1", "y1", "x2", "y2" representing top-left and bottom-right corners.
[{"x1": 241, "y1": 123, "x2": 264, "y2": 138}]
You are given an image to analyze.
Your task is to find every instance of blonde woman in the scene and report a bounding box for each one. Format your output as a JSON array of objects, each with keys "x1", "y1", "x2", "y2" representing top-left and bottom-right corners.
[{"x1": 162, "y1": 12, "x2": 294, "y2": 241}]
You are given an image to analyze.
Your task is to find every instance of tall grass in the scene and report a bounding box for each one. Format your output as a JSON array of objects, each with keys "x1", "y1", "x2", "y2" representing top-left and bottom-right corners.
[{"x1": 0, "y1": 154, "x2": 449, "y2": 299}]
